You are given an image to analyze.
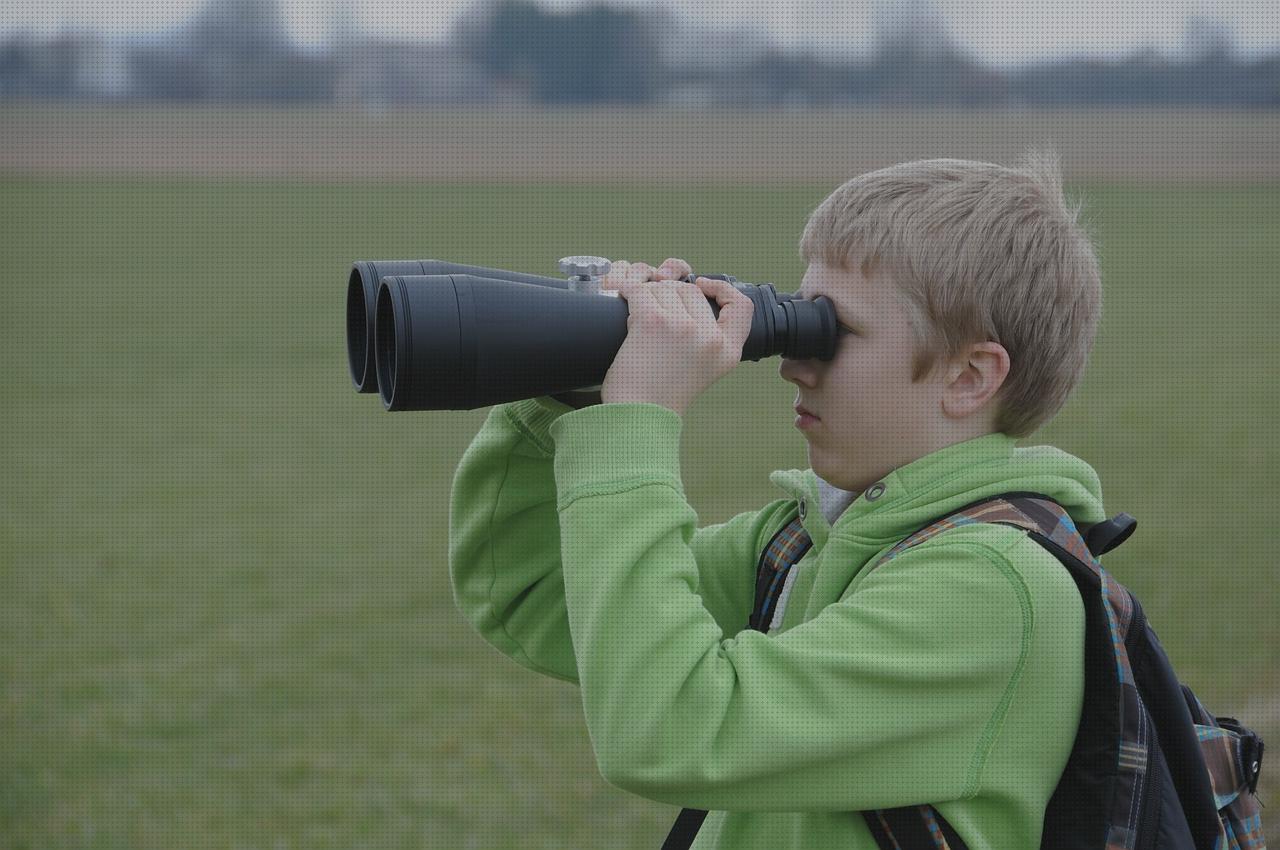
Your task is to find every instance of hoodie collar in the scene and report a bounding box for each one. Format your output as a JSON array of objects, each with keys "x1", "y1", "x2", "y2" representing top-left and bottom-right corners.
[{"x1": 769, "y1": 432, "x2": 1104, "y2": 551}]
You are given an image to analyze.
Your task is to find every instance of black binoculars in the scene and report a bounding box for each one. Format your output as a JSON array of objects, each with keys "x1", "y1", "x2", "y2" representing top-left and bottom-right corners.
[{"x1": 346, "y1": 258, "x2": 843, "y2": 411}]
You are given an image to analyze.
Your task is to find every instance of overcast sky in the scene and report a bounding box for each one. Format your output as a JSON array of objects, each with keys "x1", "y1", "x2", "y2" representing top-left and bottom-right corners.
[{"x1": 2, "y1": 0, "x2": 1278, "y2": 65}]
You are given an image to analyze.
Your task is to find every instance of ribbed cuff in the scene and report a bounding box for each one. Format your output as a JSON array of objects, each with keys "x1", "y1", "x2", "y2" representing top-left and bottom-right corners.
[
  {"x1": 500, "y1": 396, "x2": 575, "y2": 457},
  {"x1": 548, "y1": 402, "x2": 685, "y2": 510}
]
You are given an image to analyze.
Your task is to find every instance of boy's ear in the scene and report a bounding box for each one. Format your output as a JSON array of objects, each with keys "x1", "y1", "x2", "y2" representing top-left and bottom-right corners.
[{"x1": 940, "y1": 341, "x2": 1011, "y2": 420}]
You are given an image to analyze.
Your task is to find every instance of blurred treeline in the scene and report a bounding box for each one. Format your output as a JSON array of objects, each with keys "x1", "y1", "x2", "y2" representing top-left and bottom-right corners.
[{"x1": 2, "y1": 0, "x2": 1278, "y2": 107}]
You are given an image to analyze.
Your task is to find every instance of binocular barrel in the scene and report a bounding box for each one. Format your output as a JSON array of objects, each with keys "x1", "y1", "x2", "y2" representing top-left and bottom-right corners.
[
  {"x1": 347, "y1": 260, "x2": 570, "y2": 393},
  {"x1": 346, "y1": 260, "x2": 842, "y2": 411}
]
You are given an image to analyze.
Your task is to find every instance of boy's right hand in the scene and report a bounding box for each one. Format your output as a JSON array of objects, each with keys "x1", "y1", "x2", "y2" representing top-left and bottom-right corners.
[
  {"x1": 602, "y1": 258, "x2": 694, "y2": 292},
  {"x1": 550, "y1": 258, "x2": 693, "y2": 409}
]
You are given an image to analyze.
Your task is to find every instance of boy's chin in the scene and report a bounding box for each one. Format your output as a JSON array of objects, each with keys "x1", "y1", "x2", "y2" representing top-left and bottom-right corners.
[{"x1": 806, "y1": 446, "x2": 834, "y2": 474}]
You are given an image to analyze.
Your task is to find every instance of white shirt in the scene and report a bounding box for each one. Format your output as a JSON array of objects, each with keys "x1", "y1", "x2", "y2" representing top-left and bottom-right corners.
[{"x1": 817, "y1": 476, "x2": 860, "y2": 526}]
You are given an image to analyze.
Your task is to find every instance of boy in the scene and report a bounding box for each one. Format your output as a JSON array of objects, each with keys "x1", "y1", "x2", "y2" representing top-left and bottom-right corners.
[{"x1": 449, "y1": 152, "x2": 1105, "y2": 849}]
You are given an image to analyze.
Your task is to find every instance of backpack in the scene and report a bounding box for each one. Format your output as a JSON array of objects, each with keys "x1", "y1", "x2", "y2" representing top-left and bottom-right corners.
[{"x1": 662, "y1": 492, "x2": 1266, "y2": 850}]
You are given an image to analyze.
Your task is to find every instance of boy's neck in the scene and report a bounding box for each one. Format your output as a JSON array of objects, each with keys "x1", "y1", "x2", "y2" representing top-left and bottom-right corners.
[{"x1": 825, "y1": 425, "x2": 1005, "y2": 503}]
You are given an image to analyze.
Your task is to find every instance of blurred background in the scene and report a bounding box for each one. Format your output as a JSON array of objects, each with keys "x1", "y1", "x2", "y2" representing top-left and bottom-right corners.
[{"x1": 2, "y1": 1, "x2": 1278, "y2": 848}]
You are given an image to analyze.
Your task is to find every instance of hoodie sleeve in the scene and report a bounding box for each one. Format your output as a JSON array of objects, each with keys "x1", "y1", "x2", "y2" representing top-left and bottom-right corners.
[
  {"x1": 548, "y1": 402, "x2": 1033, "y2": 812},
  {"x1": 448, "y1": 396, "x2": 791, "y2": 685}
]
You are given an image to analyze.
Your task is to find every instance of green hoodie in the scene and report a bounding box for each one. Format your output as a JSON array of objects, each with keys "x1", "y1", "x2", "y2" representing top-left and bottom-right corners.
[{"x1": 449, "y1": 395, "x2": 1108, "y2": 849}]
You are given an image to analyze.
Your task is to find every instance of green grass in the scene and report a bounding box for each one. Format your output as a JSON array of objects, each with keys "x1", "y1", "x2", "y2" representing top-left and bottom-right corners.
[{"x1": 2, "y1": 176, "x2": 1277, "y2": 848}]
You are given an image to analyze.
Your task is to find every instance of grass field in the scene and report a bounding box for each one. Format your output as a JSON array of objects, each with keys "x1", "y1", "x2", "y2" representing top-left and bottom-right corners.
[{"x1": 2, "y1": 172, "x2": 1278, "y2": 849}]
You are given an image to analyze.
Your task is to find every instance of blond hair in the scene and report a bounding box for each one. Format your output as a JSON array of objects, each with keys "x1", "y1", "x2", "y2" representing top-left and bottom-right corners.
[{"x1": 798, "y1": 150, "x2": 1102, "y2": 438}]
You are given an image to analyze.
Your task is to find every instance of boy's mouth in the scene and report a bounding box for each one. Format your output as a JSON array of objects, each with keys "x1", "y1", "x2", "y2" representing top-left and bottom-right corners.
[{"x1": 794, "y1": 404, "x2": 821, "y2": 431}]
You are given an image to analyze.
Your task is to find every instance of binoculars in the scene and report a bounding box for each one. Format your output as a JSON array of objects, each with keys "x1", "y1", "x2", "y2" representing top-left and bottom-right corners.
[{"x1": 346, "y1": 257, "x2": 843, "y2": 411}]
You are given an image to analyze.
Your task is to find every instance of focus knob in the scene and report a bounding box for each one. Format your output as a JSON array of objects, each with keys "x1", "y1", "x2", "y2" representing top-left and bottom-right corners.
[{"x1": 559, "y1": 256, "x2": 612, "y2": 278}]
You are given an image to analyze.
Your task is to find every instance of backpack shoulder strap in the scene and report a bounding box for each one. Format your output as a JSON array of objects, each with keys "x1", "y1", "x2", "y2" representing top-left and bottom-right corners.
[
  {"x1": 748, "y1": 509, "x2": 812, "y2": 632},
  {"x1": 859, "y1": 492, "x2": 1145, "y2": 850},
  {"x1": 872, "y1": 491, "x2": 1098, "y2": 571}
]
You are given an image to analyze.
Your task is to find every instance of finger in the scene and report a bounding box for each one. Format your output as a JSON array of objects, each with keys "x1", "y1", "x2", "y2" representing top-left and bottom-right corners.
[
  {"x1": 617, "y1": 276, "x2": 659, "y2": 302},
  {"x1": 696, "y1": 277, "x2": 754, "y2": 337},
  {"x1": 627, "y1": 262, "x2": 656, "y2": 283},
  {"x1": 658, "y1": 257, "x2": 693, "y2": 280},
  {"x1": 602, "y1": 260, "x2": 631, "y2": 286}
]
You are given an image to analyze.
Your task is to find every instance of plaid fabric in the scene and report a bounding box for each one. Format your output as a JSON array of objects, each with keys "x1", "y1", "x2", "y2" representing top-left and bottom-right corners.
[
  {"x1": 1197, "y1": 725, "x2": 1251, "y2": 811},
  {"x1": 747, "y1": 511, "x2": 812, "y2": 633},
  {"x1": 919, "y1": 805, "x2": 959, "y2": 849},
  {"x1": 1183, "y1": 689, "x2": 1268, "y2": 850},
  {"x1": 867, "y1": 804, "x2": 966, "y2": 850}
]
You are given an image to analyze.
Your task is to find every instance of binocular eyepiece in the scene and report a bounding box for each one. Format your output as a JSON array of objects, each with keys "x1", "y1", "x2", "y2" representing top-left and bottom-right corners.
[{"x1": 346, "y1": 258, "x2": 842, "y2": 411}]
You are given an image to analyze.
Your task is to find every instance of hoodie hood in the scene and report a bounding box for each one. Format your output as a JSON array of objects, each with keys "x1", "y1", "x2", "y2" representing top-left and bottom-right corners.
[{"x1": 769, "y1": 431, "x2": 1107, "y2": 552}]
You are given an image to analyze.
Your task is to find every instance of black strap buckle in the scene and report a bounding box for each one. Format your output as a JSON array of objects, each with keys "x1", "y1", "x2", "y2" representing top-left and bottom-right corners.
[
  {"x1": 1220, "y1": 717, "x2": 1264, "y2": 795},
  {"x1": 1246, "y1": 736, "x2": 1265, "y2": 795},
  {"x1": 1082, "y1": 512, "x2": 1137, "y2": 557}
]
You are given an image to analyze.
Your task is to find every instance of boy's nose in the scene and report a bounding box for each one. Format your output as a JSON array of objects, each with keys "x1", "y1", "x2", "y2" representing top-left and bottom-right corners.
[{"x1": 778, "y1": 355, "x2": 818, "y2": 386}]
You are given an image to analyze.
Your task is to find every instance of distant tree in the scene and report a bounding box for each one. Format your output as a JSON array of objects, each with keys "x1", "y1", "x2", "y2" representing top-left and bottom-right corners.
[
  {"x1": 866, "y1": 0, "x2": 987, "y2": 103},
  {"x1": 0, "y1": 35, "x2": 36, "y2": 97},
  {"x1": 455, "y1": 0, "x2": 661, "y2": 103},
  {"x1": 163, "y1": 0, "x2": 341, "y2": 101},
  {"x1": 1182, "y1": 10, "x2": 1237, "y2": 63},
  {"x1": 129, "y1": 48, "x2": 205, "y2": 100},
  {"x1": 188, "y1": 0, "x2": 288, "y2": 57},
  {"x1": 871, "y1": 0, "x2": 959, "y2": 64}
]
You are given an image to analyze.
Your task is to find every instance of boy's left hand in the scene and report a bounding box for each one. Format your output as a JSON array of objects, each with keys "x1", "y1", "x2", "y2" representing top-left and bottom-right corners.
[{"x1": 600, "y1": 276, "x2": 755, "y2": 417}]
